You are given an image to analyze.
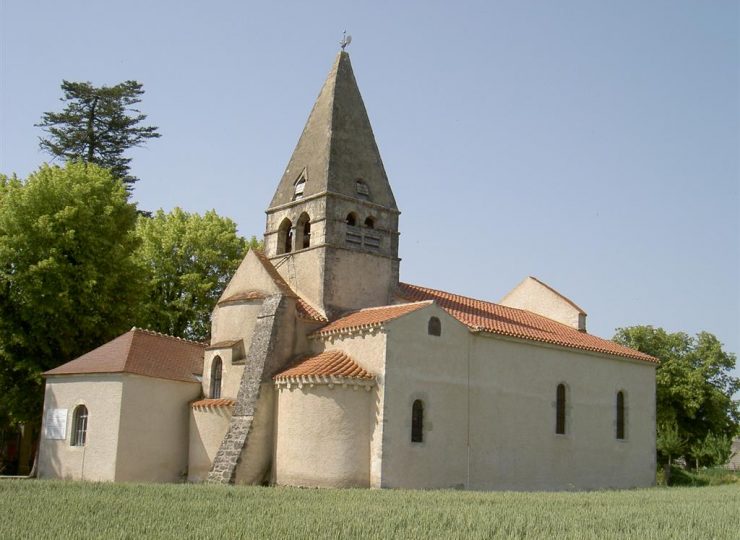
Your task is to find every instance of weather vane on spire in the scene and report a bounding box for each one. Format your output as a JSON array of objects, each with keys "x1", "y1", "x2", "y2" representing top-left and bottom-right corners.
[{"x1": 340, "y1": 30, "x2": 352, "y2": 50}]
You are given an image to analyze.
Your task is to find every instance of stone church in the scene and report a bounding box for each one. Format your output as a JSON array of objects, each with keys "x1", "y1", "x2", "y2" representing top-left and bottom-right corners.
[{"x1": 38, "y1": 50, "x2": 658, "y2": 490}]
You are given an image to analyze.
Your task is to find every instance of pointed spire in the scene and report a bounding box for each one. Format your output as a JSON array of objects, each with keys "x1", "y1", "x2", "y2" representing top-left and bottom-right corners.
[{"x1": 269, "y1": 52, "x2": 397, "y2": 210}]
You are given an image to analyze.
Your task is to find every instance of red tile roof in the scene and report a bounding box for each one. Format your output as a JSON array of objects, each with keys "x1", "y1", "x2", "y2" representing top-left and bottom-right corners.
[
  {"x1": 397, "y1": 283, "x2": 657, "y2": 364},
  {"x1": 44, "y1": 328, "x2": 205, "y2": 382},
  {"x1": 312, "y1": 301, "x2": 432, "y2": 336},
  {"x1": 191, "y1": 398, "x2": 235, "y2": 409},
  {"x1": 274, "y1": 350, "x2": 374, "y2": 380}
]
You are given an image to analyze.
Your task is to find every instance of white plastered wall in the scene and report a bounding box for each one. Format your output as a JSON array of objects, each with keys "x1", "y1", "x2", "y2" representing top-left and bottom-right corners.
[
  {"x1": 379, "y1": 305, "x2": 656, "y2": 491},
  {"x1": 274, "y1": 382, "x2": 374, "y2": 487},
  {"x1": 39, "y1": 375, "x2": 123, "y2": 481},
  {"x1": 234, "y1": 383, "x2": 276, "y2": 485},
  {"x1": 380, "y1": 305, "x2": 471, "y2": 489},
  {"x1": 311, "y1": 330, "x2": 386, "y2": 487},
  {"x1": 499, "y1": 277, "x2": 586, "y2": 331},
  {"x1": 188, "y1": 405, "x2": 232, "y2": 482},
  {"x1": 211, "y1": 302, "x2": 262, "y2": 345},
  {"x1": 467, "y1": 336, "x2": 656, "y2": 490},
  {"x1": 114, "y1": 374, "x2": 200, "y2": 482},
  {"x1": 203, "y1": 347, "x2": 246, "y2": 400}
]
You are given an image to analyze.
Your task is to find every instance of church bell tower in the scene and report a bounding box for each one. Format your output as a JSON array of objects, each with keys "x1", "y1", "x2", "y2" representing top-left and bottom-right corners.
[{"x1": 264, "y1": 50, "x2": 400, "y2": 319}]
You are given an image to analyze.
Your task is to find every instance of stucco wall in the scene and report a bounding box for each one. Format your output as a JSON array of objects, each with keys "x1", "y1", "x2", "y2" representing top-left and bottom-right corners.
[
  {"x1": 211, "y1": 302, "x2": 261, "y2": 345},
  {"x1": 499, "y1": 277, "x2": 585, "y2": 331},
  {"x1": 271, "y1": 248, "x2": 325, "y2": 321},
  {"x1": 323, "y1": 249, "x2": 396, "y2": 316},
  {"x1": 39, "y1": 375, "x2": 123, "y2": 481},
  {"x1": 234, "y1": 383, "x2": 275, "y2": 485},
  {"x1": 381, "y1": 306, "x2": 471, "y2": 489},
  {"x1": 467, "y1": 336, "x2": 656, "y2": 490},
  {"x1": 312, "y1": 331, "x2": 386, "y2": 487},
  {"x1": 188, "y1": 405, "x2": 232, "y2": 482},
  {"x1": 274, "y1": 382, "x2": 374, "y2": 487},
  {"x1": 379, "y1": 305, "x2": 656, "y2": 491},
  {"x1": 115, "y1": 374, "x2": 200, "y2": 482},
  {"x1": 203, "y1": 348, "x2": 245, "y2": 400}
]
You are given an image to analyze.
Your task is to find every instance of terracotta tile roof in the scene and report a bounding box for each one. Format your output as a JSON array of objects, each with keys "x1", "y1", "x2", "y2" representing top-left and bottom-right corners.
[
  {"x1": 253, "y1": 250, "x2": 327, "y2": 323},
  {"x1": 397, "y1": 283, "x2": 657, "y2": 364},
  {"x1": 312, "y1": 301, "x2": 432, "y2": 336},
  {"x1": 274, "y1": 350, "x2": 374, "y2": 380},
  {"x1": 217, "y1": 290, "x2": 268, "y2": 305},
  {"x1": 44, "y1": 328, "x2": 205, "y2": 382},
  {"x1": 296, "y1": 298, "x2": 327, "y2": 323},
  {"x1": 191, "y1": 398, "x2": 235, "y2": 409}
]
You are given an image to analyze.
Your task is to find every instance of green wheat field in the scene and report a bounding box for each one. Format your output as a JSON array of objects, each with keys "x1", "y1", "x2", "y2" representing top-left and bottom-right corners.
[{"x1": 0, "y1": 480, "x2": 738, "y2": 539}]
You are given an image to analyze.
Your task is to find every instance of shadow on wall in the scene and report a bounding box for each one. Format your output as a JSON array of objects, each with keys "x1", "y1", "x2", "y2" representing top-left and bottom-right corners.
[{"x1": 38, "y1": 393, "x2": 83, "y2": 481}]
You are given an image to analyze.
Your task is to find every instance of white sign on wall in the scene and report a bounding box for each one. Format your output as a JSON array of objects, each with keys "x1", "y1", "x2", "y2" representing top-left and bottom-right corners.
[{"x1": 44, "y1": 408, "x2": 67, "y2": 439}]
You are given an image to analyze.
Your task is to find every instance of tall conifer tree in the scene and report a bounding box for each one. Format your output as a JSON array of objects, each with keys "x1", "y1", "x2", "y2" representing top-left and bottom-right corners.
[{"x1": 37, "y1": 80, "x2": 160, "y2": 187}]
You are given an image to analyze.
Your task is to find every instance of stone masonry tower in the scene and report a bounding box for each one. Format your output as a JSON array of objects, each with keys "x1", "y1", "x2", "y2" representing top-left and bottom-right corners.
[{"x1": 264, "y1": 51, "x2": 400, "y2": 319}]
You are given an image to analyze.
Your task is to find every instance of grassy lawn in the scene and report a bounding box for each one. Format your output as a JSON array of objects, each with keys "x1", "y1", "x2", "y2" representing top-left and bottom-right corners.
[{"x1": 0, "y1": 480, "x2": 738, "y2": 539}]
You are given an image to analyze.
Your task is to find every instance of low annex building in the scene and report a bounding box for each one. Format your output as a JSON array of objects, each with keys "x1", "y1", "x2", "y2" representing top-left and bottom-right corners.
[{"x1": 39, "y1": 49, "x2": 658, "y2": 490}]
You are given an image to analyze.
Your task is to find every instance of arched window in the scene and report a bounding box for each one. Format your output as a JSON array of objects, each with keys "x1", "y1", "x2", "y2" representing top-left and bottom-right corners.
[
  {"x1": 346, "y1": 212, "x2": 357, "y2": 227},
  {"x1": 556, "y1": 384, "x2": 566, "y2": 435},
  {"x1": 364, "y1": 216, "x2": 375, "y2": 229},
  {"x1": 71, "y1": 405, "x2": 88, "y2": 447},
  {"x1": 428, "y1": 316, "x2": 441, "y2": 336},
  {"x1": 411, "y1": 400, "x2": 424, "y2": 443},
  {"x1": 211, "y1": 357, "x2": 223, "y2": 399},
  {"x1": 277, "y1": 218, "x2": 293, "y2": 254},
  {"x1": 297, "y1": 213, "x2": 311, "y2": 249},
  {"x1": 616, "y1": 391, "x2": 625, "y2": 440}
]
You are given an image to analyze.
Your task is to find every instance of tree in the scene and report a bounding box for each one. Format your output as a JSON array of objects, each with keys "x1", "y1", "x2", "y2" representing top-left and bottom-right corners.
[
  {"x1": 133, "y1": 208, "x2": 260, "y2": 341},
  {"x1": 0, "y1": 162, "x2": 145, "y2": 428},
  {"x1": 37, "y1": 80, "x2": 160, "y2": 187},
  {"x1": 613, "y1": 326, "x2": 739, "y2": 465}
]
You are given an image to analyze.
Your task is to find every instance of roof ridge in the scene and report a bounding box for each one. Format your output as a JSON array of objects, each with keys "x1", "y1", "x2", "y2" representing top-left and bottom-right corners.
[
  {"x1": 400, "y1": 282, "x2": 572, "y2": 326},
  {"x1": 397, "y1": 282, "x2": 657, "y2": 364},
  {"x1": 351, "y1": 300, "x2": 432, "y2": 313},
  {"x1": 130, "y1": 327, "x2": 206, "y2": 347},
  {"x1": 526, "y1": 276, "x2": 586, "y2": 314}
]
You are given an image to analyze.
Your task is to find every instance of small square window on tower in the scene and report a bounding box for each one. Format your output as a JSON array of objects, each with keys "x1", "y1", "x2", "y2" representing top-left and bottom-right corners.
[
  {"x1": 355, "y1": 179, "x2": 369, "y2": 198},
  {"x1": 293, "y1": 171, "x2": 307, "y2": 200}
]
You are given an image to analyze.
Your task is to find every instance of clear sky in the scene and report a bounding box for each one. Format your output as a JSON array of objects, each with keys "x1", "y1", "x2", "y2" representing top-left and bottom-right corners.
[{"x1": 1, "y1": 1, "x2": 738, "y2": 372}]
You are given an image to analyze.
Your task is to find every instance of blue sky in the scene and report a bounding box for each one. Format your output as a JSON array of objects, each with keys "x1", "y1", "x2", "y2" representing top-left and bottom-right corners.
[{"x1": 1, "y1": 1, "x2": 738, "y2": 372}]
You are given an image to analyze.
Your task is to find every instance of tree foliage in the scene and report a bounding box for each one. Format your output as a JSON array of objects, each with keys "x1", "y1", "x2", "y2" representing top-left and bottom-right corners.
[
  {"x1": 37, "y1": 80, "x2": 160, "y2": 186},
  {"x1": 614, "y1": 325, "x2": 739, "y2": 465},
  {"x1": 0, "y1": 163, "x2": 144, "y2": 425},
  {"x1": 134, "y1": 208, "x2": 260, "y2": 341}
]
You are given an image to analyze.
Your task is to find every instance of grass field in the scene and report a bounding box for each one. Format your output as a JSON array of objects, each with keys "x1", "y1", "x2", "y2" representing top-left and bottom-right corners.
[{"x1": 0, "y1": 480, "x2": 738, "y2": 539}]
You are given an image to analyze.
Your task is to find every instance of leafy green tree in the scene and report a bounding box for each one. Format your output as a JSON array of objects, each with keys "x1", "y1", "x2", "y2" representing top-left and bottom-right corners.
[
  {"x1": 0, "y1": 162, "x2": 145, "y2": 426},
  {"x1": 134, "y1": 208, "x2": 260, "y2": 341},
  {"x1": 37, "y1": 80, "x2": 160, "y2": 186},
  {"x1": 613, "y1": 326, "x2": 739, "y2": 463},
  {"x1": 657, "y1": 420, "x2": 686, "y2": 468}
]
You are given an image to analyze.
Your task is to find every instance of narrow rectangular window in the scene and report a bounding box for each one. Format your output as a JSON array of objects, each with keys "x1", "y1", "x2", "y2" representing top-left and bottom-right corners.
[
  {"x1": 616, "y1": 391, "x2": 625, "y2": 440},
  {"x1": 411, "y1": 400, "x2": 424, "y2": 443},
  {"x1": 556, "y1": 384, "x2": 566, "y2": 435}
]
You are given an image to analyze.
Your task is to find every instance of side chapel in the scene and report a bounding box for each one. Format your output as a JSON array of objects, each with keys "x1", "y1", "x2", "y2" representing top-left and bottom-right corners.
[{"x1": 39, "y1": 49, "x2": 658, "y2": 490}]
